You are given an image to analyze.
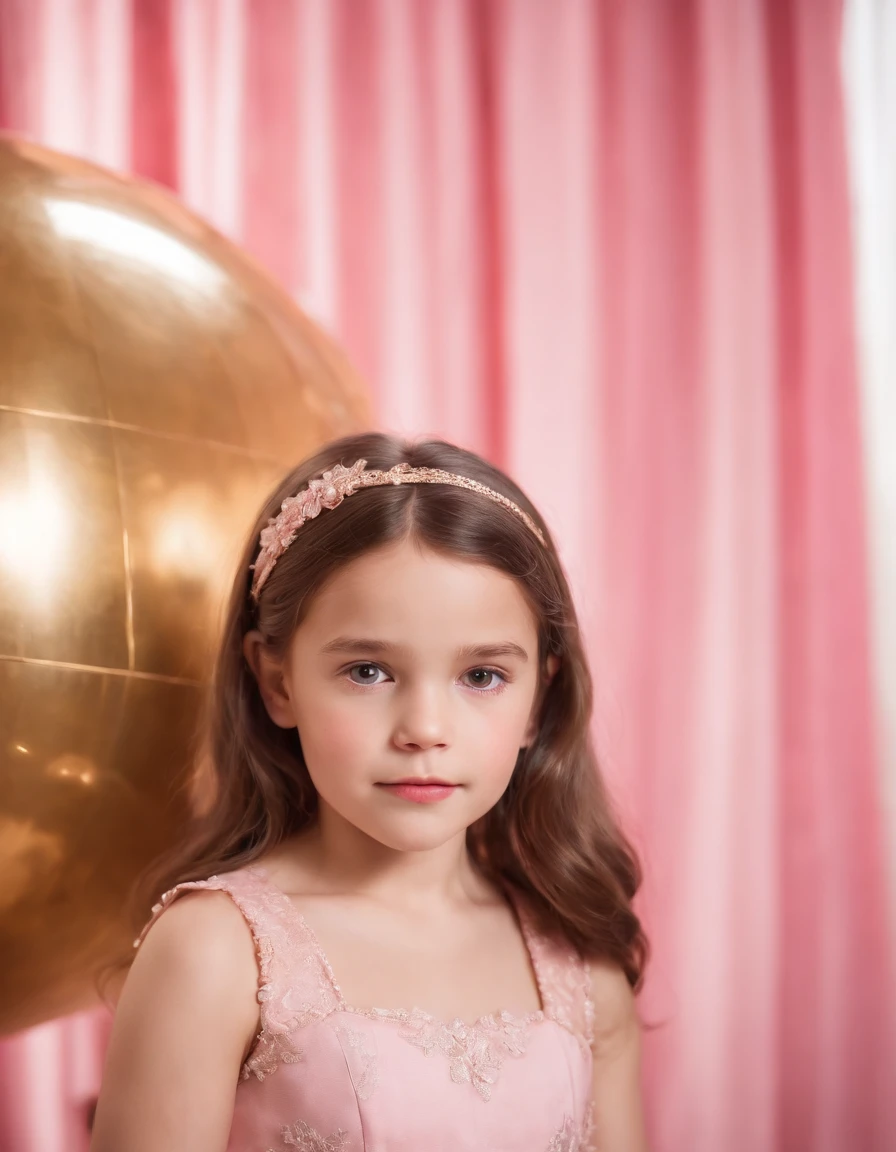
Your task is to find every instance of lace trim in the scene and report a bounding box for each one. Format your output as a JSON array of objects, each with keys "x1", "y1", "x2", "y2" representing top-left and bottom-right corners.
[
  {"x1": 330, "y1": 1022, "x2": 379, "y2": 1101},
  {"x1": 344, "y1": 1005, "x2": 542, "y2": 1102},
  {"x1": 579, "y1": 1102, "x2": 596, "y2": 1152},
  {"x1": 545, "y1": 1114, "x2": 578, "y2": 1152},
  {"x1": 267, "y1": 1121, "x2": 351, "y2": 1151},
  {"x1": 514, "y1": 896, "x2": 594, "y2": 1051}
]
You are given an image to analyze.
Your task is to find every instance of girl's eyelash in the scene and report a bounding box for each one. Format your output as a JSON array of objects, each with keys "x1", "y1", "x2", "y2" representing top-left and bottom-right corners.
[{"x1": 342, "y1": 662, "x2": 509, "y2": 694}]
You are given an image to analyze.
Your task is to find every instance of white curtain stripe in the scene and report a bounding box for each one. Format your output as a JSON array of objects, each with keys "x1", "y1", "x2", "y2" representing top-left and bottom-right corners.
[{"x1": 842, "y1": 0, "x2": 896, "y2": 943}]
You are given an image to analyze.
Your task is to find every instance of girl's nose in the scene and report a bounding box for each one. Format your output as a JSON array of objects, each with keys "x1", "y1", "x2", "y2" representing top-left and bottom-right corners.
[{"x1": 392, "y1": 684, "x2": 451, "y2": 751}]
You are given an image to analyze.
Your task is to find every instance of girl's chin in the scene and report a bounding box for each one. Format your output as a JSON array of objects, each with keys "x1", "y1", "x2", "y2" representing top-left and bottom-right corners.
[{"x1": 350, "y1": 816, "x2": 473, "y2": 855}]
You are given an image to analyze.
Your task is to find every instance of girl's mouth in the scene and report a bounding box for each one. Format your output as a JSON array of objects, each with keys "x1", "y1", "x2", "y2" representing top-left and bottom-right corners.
[{"x1": 376, "y1": 780, "x2": 458, "y2": 804}]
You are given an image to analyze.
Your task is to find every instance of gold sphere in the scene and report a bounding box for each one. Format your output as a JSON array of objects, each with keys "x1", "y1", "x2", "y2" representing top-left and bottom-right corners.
[{"x1": 0, "y1": 137, "x2": 371, "y2": 1033}]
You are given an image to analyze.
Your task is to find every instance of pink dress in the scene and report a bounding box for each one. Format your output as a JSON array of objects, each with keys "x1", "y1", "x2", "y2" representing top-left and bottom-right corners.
[{"x1": 136, "y1": 865, "x2": 595, "y2": 1151}]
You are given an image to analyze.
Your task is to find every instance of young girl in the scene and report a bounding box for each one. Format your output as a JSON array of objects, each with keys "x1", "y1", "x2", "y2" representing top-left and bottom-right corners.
[{"x1": 90, "y1": 431, "x2": 649, "y2": 1152}]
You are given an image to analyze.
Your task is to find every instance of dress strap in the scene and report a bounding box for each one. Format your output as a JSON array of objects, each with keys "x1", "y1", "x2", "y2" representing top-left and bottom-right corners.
[
  {"x1": 134, "y1": 865, "x2": 340, "y2": 1081},
  {"x1": 506, "y1": 888, "x2": 595, "y2": 1051}
]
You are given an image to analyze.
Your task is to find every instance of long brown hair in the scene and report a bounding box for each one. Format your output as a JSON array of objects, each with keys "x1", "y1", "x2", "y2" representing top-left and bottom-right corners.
[{"x1": 102, "y1": 431, "x2": 648, "y2": 999}]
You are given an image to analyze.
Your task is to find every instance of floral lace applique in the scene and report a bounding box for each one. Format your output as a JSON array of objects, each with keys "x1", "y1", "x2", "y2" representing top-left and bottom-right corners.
[
  {"x1": 578, "y1": 1100, "x2": 597, "y2": 1152},
  {"x1": 267, "y1": 1120, "x2": 351, "y2": 1151},
  {"x1": 546, "y1": 1115, "x2": 578, "y2": 1152},
  {"x1": 330, "y1": 1022, "x2": 379, "y2": 1100},
  {"x1": 243, "y1": 1029, "x2": 304, "y2": 1081},
  {"x1": 347, "y1": 1005, "x2": 542, "y2": 1102},
  {"x1": 545, "y1": 1114, "x2": 583, "y2": 1151}
]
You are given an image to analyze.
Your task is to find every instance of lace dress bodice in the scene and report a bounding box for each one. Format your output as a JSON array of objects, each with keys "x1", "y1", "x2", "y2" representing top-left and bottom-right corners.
[{"x1": 134, "y1": 865, "x2": 596, "y2": 1151}]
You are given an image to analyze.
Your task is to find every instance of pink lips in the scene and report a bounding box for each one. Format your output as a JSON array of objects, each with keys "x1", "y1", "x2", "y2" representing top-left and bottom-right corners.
[{"x1": 377, "y1": 779, "x2": 458, "y2": 804}]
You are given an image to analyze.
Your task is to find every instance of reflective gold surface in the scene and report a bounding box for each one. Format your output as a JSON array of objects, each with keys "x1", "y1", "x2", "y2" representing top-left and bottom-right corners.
[{"x1": 0, "y1": 137, "x2": 371, "y2": 1033}]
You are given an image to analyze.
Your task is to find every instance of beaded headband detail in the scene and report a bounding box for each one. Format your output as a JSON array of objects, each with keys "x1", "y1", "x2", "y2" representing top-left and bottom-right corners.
[{"x1": 249, "y1": 457, "x2": 546, "y2": 600}]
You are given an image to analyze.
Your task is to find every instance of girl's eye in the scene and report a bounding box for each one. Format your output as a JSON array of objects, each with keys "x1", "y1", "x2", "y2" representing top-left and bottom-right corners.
[
  {"x1": 462, "y1": 668, "x2": 507, "y2": 692},
  {"x1": 346, "y1": 663, "x2": 389, "y2": 686}
]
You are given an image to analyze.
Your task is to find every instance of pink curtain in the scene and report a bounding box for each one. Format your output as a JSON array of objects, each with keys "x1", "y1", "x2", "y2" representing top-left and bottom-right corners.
[{"x1": 1, "y1": 2, "x2": 892, "y2": 1150}]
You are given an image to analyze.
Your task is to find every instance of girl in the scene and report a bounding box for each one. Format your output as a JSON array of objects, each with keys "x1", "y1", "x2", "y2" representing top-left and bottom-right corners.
[{"x1": 90, "y1": 431, "x2": 649, "y2": 1152}]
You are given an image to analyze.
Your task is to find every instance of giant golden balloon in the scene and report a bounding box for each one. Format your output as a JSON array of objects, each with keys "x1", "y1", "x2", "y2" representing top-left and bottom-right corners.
[{"x1": 0, "y1": 137, "x2": 371, "y2": 1033}]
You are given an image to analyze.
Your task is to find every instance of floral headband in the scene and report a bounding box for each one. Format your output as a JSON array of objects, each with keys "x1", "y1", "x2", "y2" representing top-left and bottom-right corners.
[{"x1": 249, "y1": 458, "x2": 546, "y2": 600}]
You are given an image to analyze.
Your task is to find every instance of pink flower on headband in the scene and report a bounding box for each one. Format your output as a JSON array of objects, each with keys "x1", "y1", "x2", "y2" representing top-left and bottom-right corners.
[{"x1": 252, "y1": 459, "x2": 369, "y2": 596}]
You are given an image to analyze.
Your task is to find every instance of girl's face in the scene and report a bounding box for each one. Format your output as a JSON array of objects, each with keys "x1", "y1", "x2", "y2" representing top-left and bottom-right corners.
[{"x1": 248, "y1": 538, "x2": 553, "y2": 855}]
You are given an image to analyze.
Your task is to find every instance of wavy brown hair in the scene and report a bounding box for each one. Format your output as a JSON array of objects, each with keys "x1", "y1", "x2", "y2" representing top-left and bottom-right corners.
[{"x1": 100, "y1": 431, "x2": 648, "y2": 1001}]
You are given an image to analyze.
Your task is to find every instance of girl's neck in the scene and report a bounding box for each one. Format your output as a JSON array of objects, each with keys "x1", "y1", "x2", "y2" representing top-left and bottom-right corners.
[{"x1": 261, "y1": 812, "x2": 498, "y2": 914}]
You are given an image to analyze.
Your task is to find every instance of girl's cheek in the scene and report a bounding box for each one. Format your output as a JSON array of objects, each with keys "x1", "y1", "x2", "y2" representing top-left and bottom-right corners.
[
  {"x1": 297, "y1": 694, "x2": 376, "y2": 757},
  {"x1": 317, "y1": 693, "x2": 384, "y2": 733}
]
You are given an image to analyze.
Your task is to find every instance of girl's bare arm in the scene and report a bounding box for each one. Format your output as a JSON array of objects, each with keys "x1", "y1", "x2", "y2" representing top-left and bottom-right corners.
[
  {"x1": 90, "y1": 890, "x2": 260, "y2": 1152},
  {"x1": 586, "y1": 959, "x2": 649, "y2": 1152}
]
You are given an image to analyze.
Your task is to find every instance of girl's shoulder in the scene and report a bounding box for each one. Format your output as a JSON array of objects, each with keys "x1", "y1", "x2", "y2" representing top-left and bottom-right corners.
[
  {"x1": 130, "y1": 871, "x2": 270, "y2": 1030},
  {"x1": 133, "y1": 866, "x2": 310, "y2": 1017},
  {"x1": 133, "y1": 866, "x2": 284, "y2": 952},
  {"x1": 135, "y1": 864, "x2": 340, "y2": 1080},
  {"x1": 135, "y1": 878, "x2": 255, "y2": 953}
]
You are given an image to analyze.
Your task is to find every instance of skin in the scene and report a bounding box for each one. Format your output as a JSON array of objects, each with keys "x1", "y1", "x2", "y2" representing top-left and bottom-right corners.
[{"x1": 90, "y1": 538, "x2": 647, "y2": 1151}]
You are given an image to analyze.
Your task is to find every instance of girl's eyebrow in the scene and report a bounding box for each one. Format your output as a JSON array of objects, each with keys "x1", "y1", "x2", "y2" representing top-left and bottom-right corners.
[{"x1": 319, "y1": 638, "x2": 529, "y2": 662}]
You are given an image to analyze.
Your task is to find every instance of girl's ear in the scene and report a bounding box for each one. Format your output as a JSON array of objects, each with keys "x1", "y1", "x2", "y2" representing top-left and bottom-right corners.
[
  {"x1": 242, "y1": 631, "x2": 296, "y2": 729},
  {"x1": 521, "y1": 654, "x2": 560, "y2": 748}
]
